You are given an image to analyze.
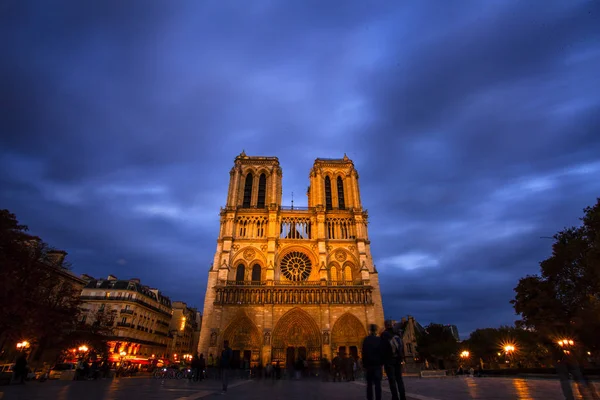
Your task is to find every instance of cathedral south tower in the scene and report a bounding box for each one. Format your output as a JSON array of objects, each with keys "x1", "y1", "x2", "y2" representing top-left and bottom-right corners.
[{"x1": 198, "y1": 152, "x2": 385, "y2": 368}]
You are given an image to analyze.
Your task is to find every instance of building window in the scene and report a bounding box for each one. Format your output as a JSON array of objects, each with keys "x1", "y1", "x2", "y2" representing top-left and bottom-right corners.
[
  {"x1": 343, "y1": 266, "x2": 352, "y2": 282},
  {"x1": 242, "y1": 173, "x2": 253, "y2": 208},
  {"x1": 236, "y1": 264, "x2": 245, "y2": 282},
  {"x1": 330, "y1": 266, "x2": 338, "y2": 281},
  {"x1": 337, "y1": 176, "x2": 345, "y2": 210},
  {"x1": 81, "y1": 315, "x2": 87, "y2": 323},
  {"x1": 99, "y1": 304, "x2": 105, "y2": 311},
  {"x1": 325, "y1": 176, "x2": 333, "y2": 210},
  {"x1": 257, "y1": 173, "x2": 267, "y2": 208},
  {"x1": 251, "y1": 264, "x2": 261, "y2": 282},
  {"x1": 121, "y1": 317, "x2": 127, "y2": 324}
]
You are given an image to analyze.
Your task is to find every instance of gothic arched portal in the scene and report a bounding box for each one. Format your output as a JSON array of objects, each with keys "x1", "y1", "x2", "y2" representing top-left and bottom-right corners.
[
  {"x1": 331, "y1": 313, "x2": 367, "y2": 359},
  {"x1": 271, "y1": 308, "x2": 321, "y2": 366},
  {"x1": 222, "y1": 312, "x2": 262, "y2": 366}
]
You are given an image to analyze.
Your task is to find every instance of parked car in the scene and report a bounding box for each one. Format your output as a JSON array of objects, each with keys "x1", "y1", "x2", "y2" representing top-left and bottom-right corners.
[
  {"x1": 0, "y1": 364, "x2": 13, "y2": 385},
  {"x1": 49, "y1": 363, "x2": 76, "y2": 380}
]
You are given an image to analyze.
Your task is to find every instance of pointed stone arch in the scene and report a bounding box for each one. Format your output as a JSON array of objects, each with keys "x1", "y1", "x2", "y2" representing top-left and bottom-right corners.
[
  {"x1": 222, "y1": 311, "x2": 261, "y2": 352},
  {"x1": 271, "y1": 308, "x2": 321, "y2": 363},
  {"x1": 331, "y1": 313, "x2": 367, "y2": 355}
]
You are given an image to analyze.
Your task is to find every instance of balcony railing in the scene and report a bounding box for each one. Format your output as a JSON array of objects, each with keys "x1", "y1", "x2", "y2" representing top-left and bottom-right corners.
[
  {"x1": 213, "y1": 284, "x2": 373, "y2": 306},
  {"x1": 120, "y1": 309, "x2": 134, "y2": 314},
  {"x1": 79, "y1": 295, "x2": 171, "y2": 318},
  {"x1": 218, "y1": 280, "x2": 367, "y2": 287}
]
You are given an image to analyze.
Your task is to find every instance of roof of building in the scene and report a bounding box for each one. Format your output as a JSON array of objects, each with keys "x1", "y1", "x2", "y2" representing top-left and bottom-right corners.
[{"x1": 84, "y1": 278, "x2": 172, "y2": 307}]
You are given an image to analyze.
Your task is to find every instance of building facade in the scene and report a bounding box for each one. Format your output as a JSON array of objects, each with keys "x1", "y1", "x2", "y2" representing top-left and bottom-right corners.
[
  {"x1": 168, "y1": 301, "x2": 197, "y2": 362},
  {"x1": 198, "y1": 153, "x2": 385, "y2": 368},
  {"x1": 79, "y1": 276, "x2": 173, "y2": 363}
]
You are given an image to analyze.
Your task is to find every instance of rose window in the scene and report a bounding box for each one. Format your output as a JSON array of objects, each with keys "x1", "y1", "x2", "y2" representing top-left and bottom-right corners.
[{"x1": 280, "y1": 251, "x2": 312, "y2": 281}]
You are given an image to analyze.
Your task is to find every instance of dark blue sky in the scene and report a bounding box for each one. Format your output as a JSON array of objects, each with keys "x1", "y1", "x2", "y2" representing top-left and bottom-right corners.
[{"x1": 1, "y1": 1, "x2": 599, "y2": 339}]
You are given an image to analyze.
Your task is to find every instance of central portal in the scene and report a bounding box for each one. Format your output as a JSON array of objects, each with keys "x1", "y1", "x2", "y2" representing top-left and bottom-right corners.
[
  {"x1": 271, "y1": 308, "x2": 321, "y2": 367},
  {"x1": 286, "y1": 346, "x2": 308, "y2": 369}
]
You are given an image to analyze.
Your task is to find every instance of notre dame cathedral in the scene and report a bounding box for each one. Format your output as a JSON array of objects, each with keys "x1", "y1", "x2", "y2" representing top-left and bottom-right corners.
[{"x1": 198, "y1": 152, "x2": 385, "y2": 368}]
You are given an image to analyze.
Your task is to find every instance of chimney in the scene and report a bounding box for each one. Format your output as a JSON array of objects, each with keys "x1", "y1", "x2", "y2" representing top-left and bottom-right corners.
[
  {"x1": 47, "y1": 250, "x2": 67, "y2": 266},
  {"x1": 130, "y1": 278, "x2": 140, "y2": 284},
  {"x1": 107, "y1": 275, "x2": 118, "y2": 281},
  {"x1": 80, "y1": 274, "x2": 95, "y2": 282}
]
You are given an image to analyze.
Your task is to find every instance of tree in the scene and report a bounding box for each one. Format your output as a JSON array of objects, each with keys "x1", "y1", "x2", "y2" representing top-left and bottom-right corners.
[
  {"x1": 463, "y1": 326, "x2": 550, "y2": 369},
  {"x1": 58, "y1": 308, "x2": 114, "y2": 361},
  {"x1": 0, "y1": 209, "x2": 82, "y2": 360},
  {"x1": 511, "y1": 198, "x2": 600, "y2": 352},
  {"x1": 416, "y1": 324, "x2": 459, "y2": 369}
]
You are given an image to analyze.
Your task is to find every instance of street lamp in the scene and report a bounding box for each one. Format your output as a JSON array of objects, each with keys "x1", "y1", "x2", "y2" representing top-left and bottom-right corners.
[
  {"x1": 78, "y1": 345, "x2": 89, "y2": 353},
  {"x1": 16, "y1": 341, "x2": 30, "y2": 351},
  {"x1": 460, "y1": 351, "x2": 470, "y2": 359},
  {"x1": 557, "y1": 339, "x2": 575, "y2": 355},
  {"x1": 502, "y1": 344, "x2": 516, "y2": 367}
]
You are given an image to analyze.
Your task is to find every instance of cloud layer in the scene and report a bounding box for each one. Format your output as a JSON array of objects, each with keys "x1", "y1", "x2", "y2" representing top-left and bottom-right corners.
[{"x1": 2, "y1": 0, "x2": 599, "y2": 338}]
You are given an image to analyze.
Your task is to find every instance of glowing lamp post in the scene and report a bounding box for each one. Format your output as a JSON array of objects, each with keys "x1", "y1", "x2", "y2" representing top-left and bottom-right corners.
[
  {"x1": 16, "y1": 341, "x2": 30, "y2": 352},
  {"x1": 503, "y1": 344, "x2": 516, "y2": 367},
  {"x1": 558, "y1": 339, "x2": 575, "y2": 355}
]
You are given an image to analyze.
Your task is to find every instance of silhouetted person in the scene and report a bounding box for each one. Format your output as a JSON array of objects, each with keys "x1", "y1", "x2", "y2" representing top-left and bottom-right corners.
[
  {"x1": 362, "y1": 324, "x2": 383, "y2": 400},
  {"x1": 381, "y1": 322, "x2": 407, "y2": 400},
  {"x1": 220, "y1": 340, "x2": 233, "y2": 393},
  {"x1": 190, "y1": 354, "x2": 200, "y2": 381},
  {"x1": 321, "y1": 355, "x2": 331, "y2": 381},
  {"x1": 14, "y1": 354, "x2": 28, "y2": 384},
  {"x1": 552, "y1": 343, "x2": 600, "y2": 400},
  {"x1": 332, "y1": 353, "x2": 342, "y2": 382},
  {"x1": 198, "y1": 354, "x2": 206, "y2": 381}
]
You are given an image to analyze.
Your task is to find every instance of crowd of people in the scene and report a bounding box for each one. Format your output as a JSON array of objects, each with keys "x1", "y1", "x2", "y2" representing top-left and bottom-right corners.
[{"x1": 212, "y1": 320, "x2": 407, "y2": 400}]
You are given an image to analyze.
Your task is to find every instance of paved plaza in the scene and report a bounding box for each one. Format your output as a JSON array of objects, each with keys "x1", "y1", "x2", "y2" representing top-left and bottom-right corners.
[{"x1": 1, "y1": 375, "x2": 599, "y2": 400}]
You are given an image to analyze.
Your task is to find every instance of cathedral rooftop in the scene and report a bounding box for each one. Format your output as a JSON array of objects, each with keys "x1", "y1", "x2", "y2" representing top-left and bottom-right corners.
[
  {"x1": 235, "y1": 150, "x2": 279, "y2": 162},
  {"x1": 314, "y1": 154, "x2": 352, "y2": 163}
]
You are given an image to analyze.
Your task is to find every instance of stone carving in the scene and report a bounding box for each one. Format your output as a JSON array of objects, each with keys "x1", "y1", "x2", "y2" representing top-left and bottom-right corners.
[
  {"x1": 348, "y1": 245, "x2": 355, "y2": 251},
  {"x1": 223, "y1": 314, "x2": 261, "y2": 350},
  {"x1": 335, "y1": 250, "x2": 347, "y2": 262},
  {"x1": 264, "y1": 330, "x2": 271, "y2": 345},
  {"x1": 210, "y1": 331, "x2": 218, "y2": 346},
  {"x1": 243, "y1": 248, "x2": 255, "y2": 260},
  {"x1": 232, "y1": 244, "x2": 240, "y2": 251},
  {"x1": 326, "y1": 245, "x2": 332, "y2": 251},
  {"x1": 260, "y1": 244, "x2": 268, "y2": 251},
  {"x1": 323, "y1": 330, "x2": 330, "y2": 344},
  {"x1": 311, "y1": 244, "x2": 318, "y2": 250},
  {"x1": 272, "y1": 309, "x2": 321, "y2": 348},
  {"x1": 331, "y1": 313, "x2": 366, "y2": 349}
]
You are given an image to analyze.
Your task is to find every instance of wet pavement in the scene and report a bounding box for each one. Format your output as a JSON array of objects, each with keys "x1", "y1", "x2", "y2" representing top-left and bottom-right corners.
[{"x1": 1, "y1": 375, "x2": 599, "y2": 400}]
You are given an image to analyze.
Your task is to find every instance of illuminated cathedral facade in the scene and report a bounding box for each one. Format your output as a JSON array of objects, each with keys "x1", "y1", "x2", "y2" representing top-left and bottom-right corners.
[{"x1": 197, "y1": 152, "x2": 385, "y2": 367}]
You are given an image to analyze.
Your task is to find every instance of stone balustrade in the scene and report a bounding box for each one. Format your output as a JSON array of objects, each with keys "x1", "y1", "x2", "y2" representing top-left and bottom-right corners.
[{"x1": 213, "y1": 282, "x2": 374, "y2": 305}]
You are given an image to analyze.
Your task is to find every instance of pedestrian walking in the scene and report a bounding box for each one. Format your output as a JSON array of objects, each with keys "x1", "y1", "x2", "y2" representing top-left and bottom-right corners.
[
  {"x1": 362, "y1": 324, "x2": 384, "y2": 400},
  {"x1": 220, "y1": 340, "x2": 233, "y2": 394},
  {"x1": 380, "y1": 321, "x2": 407, "y2": 400}
]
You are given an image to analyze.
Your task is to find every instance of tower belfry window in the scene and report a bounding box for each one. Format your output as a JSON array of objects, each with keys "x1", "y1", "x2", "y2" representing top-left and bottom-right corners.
[
  {"x1": 337, "y1": 176, "x2": 345, "y2": 210},
  {"x1": 325, "y1": 176, "x2": 333, "y2": 210},
  {"x1": 257, "y1": 174, "x2": 267, "y2": 208},
  {"x1": 251, "y1": 264, "x2": 261, "y2": 282},
  {"x1": 243, "y1": 173, "x2": 253, "y2": 208},
  {"x1": 236, "y1": 264, "x2": 245, "y2": 282}
]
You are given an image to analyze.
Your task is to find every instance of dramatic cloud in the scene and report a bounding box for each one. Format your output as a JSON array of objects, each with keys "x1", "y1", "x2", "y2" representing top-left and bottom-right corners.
[{"x1": 1, "y1": 0, "x2": 599, "y2": 338}]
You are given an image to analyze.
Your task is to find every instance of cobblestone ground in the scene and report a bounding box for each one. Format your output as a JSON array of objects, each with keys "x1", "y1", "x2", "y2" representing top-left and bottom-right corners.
[{"x1": 1, "y1": 375, "x2": 600, "y2": 400}]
